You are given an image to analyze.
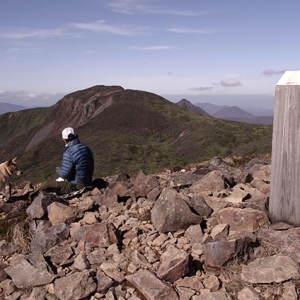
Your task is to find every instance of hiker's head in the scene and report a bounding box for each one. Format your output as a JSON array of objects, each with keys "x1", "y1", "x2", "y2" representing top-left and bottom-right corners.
[{"x1": 62, "y1": 127, "x2": 77, "y2": 143}]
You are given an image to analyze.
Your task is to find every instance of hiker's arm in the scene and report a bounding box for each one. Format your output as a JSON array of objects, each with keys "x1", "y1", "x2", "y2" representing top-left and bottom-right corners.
[{"x1": 57, "y1": 152, "x2": 75, "y2": 181}]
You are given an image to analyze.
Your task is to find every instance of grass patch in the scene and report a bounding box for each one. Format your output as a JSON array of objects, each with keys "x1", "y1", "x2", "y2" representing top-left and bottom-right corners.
[
  {"x1": 0, "y1": 87, "x2": 273, "y2": 183},
  {"x1": 0, "y1": 211, "x2": 28, "y2": 242}
]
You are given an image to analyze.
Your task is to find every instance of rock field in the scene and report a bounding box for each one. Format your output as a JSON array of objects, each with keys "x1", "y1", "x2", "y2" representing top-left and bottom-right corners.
[{"x1": 0, "y1": 156, "x2": 299, "y2": 300}]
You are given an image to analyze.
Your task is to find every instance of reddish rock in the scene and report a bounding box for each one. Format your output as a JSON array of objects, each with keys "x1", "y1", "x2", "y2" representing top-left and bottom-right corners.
[
  {"x1": 151, "y1": 188, "x2": 202, "y2": 232},
  {"x1": 53, "y1": 270, "x2": 97, "y2": 300},
  {"x1": 106, "y1": 181, "x2": 132, "y2": 198},
  {"x1": 26, "y1": 192, "x2": 59, "y2": 220},
  {"x1": 218, "y1": 207, "x2": 270, "y2": 233},
  {"x1": 129, "y1": 175, "x2": 160, "y2": 199},
  {"x1": 156, "y1": 250, "x2": 190, "y2": 283},
  {"x1": 203, "y1": 232, "x2": 257, "y2": 270},
  {"x1": 257, "y1": 228, "x2": 300, "y2": 263},
  {"x1": 190, "y1": 170, "x2": 225, "y2": 194},
  {"x1": 4, "y1": 258, "x2": 55, "y2": 289},
  {"x1": 30, "y1": 222, "x2": 70, "y2": 253},
  {"x1": 126, "y1": 269, "x2": 179, "y2": 300},
  {"x1": 241, "y1": 255, "x2": 300, "y2": 283},
  {"x1": 81, "y1": 222, "x2": 121, "y2": 248},
  {"x1": 47, "y1": 202, "x2": 76, "y2": 225}
]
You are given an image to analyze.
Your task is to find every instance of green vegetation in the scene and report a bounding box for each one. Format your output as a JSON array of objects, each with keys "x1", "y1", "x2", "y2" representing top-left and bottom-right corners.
[
  {"x1": 0, "y1": 108, "x2": 48, "y2": 159},
  {"x1": 82, "y1": 89, "x2": 272, "y2": 178},
  {"x1": 0, "y1": 87, "x2": 273, "y2": 184},
  {"x1": 0, "y1": 211, "x2": 28, "y2": 241}
]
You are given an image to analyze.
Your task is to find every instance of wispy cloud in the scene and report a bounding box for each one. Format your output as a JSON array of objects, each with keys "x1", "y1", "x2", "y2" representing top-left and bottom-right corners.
[
  {"x1": 155, "y1": 10, "x2": 212, "y2": 16},
  {"x1": 109, "y1": 0, "x2": 213, "y2": 16},
  {"x1": 108, "y1": 0, "x2": 144, "y2": 14},
  {"x1": 167, "y1": 27, "x2": 219, "y2": 34},
  {"x1": 0, "y1": 90, "x2": 64, "y2": 107},
  {"x1": 263, "y1": 69, "x2": 286, "y2": 76},
  {"x1": 69, "y1": 20, "x2": 148, "y2": 36},
  {"x1": 5, "y1": 47, "x2": 43, "y2": 54},
  {"x1": 219, "y1": 79, "x2": 242, "y2": 87},
  {"x1": 0, "y1": 27, "x2": 65, "y2": 39},
  {"x1": 190, "y1": 86, "x2": 213, "y2": 91},
  {"x1": 0, "y1": 20, "x2": 148, "y2": 41},
  {"x1": 129, "y1": 45, "x2": 177, "y2": 50}
]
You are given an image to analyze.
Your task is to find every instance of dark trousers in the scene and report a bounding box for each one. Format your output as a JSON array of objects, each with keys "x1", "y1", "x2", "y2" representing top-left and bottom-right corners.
[{"x1": 30, "y1": 180, "x2": 84, "y2": 200}]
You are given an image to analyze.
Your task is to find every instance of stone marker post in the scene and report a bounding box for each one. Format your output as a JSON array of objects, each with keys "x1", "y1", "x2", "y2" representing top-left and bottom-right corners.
[{"x1": 269, "y1": 70, "x2": 300, "y2": 226}]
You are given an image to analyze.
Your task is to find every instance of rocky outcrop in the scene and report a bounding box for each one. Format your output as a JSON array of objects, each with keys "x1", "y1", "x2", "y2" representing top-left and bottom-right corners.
[
  {"x1": 26, "y1": 85, "x2": 124, "y2": 152},
  {"x1": 0, "y1": 156, "x2": 299, "y2": 300}
]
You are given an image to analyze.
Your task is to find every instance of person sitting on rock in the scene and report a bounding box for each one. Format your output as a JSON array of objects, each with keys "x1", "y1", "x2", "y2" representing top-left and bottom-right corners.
[{"x1": 30, "y1": 127, "x2": 94, "y2": 199}]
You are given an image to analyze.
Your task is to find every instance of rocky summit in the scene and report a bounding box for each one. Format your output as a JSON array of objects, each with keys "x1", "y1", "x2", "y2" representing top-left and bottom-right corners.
[{"x1": 0, "y1": 156, "x2": 299, "y2": 300}]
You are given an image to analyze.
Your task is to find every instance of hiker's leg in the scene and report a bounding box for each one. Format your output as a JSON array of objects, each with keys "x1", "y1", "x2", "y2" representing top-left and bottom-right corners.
[
  {"x1": 40, "y1": 180, "x2": 73, "y2": 194},
  {"x1": 30, "y1": 180, "x2": 73, "y2": 200}
]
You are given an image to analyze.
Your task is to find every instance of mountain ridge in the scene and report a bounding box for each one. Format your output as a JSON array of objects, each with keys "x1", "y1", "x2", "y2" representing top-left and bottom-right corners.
[
  {"x1": 176, "y1": 99, "x2": 273, "y2": 125},
  {"x1": 195, "y1": 101, "x2": 274, "y2": 117},
  {"x1": 175, "y1": 99, "x2": 210, "y2": 116},
  {"x1": 0, "y1": 93, "x2": 274, "y2": 126},
  {"x1": 0, "y1": 102, "x2": 27, "y2": 114},
  {"x1": 212, "y1": 105, "x2": 255, "y2": 119},
  {"x1": 0, "y1": 85, "x2": 273, "y2": 184}
]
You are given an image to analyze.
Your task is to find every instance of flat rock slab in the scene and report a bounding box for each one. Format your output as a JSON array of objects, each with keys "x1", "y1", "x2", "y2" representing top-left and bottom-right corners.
[
  {"x1": 5, "y1": 258, "x2": 56, "y2": 289},
  {"x1": 257, "y1": 228, "x2": 300, "y2": 262},
  {"x1": 151, "y1": 187, "x2": 202, "y2": 232},
  {"x1": 126, "y1": 269, "x2": 179, "y2": 300},
  {"x1": 156, "y1": 250, "x2": 190, "y2": 283},
  {"x1": 241, "y1": 255, "x2": 300, "y2": 283},
  {"x1": 218, "y1": 207, "x2": 270, "y2": 233},
  {"x1": 54, "y1": 270, "x2": 97, "y2": 300},
  {"x1": 30, "y1": 222, "x2": 70, "y2": 254}
]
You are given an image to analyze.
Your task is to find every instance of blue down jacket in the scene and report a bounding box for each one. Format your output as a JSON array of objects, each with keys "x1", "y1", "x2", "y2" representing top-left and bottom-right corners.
[{"x1": 57, "y1": 138, "x2": 94, "y2": 186}]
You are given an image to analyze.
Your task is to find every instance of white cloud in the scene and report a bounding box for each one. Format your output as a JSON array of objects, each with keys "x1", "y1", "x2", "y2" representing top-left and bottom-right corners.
[
  {"x1": 0, "y1": 19, "x2": 148, "y2": 42},
  {"x1": 263, "y1": 69, "x2": 286, "y2": 76},
  {"x1": 190, "y1": 86, "x2": 213, "y2": 92},
  {"x1": 0, "y1": 27, "x2": 65, "y2": 39},
  {"x1": 108, "y1": 0, "x2": 213, "y2": 16},
  {"x1": 167, "y1": 27, "x2": 219, "y2": 34},
  {"x1": 5, "y1": 47, "x2": 43, "y2": 54},
  {"x1": 129, "y1": 45, "x2": 176, "y2": 50},
  {"x1": 108, "y1": 0, "x2": 142, "y2": 14},
  {"x1": 69, "y1": 20, "x2": 148, "y2": 36},
  {"x1": 219, "y1": 79, "x2": 242, "y2": 87}
]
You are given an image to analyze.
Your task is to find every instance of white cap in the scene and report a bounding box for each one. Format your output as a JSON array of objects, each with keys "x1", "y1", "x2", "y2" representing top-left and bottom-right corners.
[{"x1": 62, "y1": 127, "x2": 76, "y2": 140}]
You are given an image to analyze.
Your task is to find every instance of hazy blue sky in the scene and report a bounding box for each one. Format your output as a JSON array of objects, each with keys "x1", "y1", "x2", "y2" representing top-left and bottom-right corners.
[{"x1": 0, "y1": 0, "x2": 299, "y2": 109}]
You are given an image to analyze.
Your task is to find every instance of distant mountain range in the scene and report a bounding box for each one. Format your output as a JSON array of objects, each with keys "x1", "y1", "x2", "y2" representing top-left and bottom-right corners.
[
  {"x1": 175, "y1": 99, "x2": 210, "y2": 116},
  {"x1": 0, "y1": 85, "x2": 272, "y2": 184},
  {"x1": 0, "y1": 96, "x2": 274, "y2": 126},
  {"x1": 176, "y1": 99, "x2": 273, "y2": 125},
  {"x1": 194, "y1": 102, "x2": 227, "y2": 115},
  {"x1": 0, "y1": 102, "x2": 27, "y2": 114}
]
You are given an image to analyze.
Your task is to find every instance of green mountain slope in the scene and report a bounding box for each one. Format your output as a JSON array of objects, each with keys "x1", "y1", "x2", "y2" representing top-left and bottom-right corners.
[{"x1": 0, "y1": 86, "x2": 273, "y2": 184}]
